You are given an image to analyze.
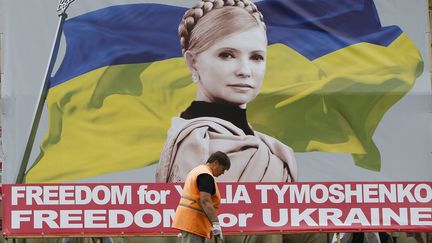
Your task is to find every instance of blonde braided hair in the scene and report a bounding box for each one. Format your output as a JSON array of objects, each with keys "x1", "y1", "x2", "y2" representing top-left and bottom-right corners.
[{"x1": 178, "y1": 0, "x2": 266, "y2": 55}]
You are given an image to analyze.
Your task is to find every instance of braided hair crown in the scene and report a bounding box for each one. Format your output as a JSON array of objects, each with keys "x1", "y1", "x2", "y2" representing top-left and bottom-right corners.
[{"x1": 178, "y1": 0, "x2": 266, "y2": 55}]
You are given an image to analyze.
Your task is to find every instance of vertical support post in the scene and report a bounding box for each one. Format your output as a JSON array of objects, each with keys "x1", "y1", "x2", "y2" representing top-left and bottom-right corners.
[{"x1": 15, "y1": 0, "x2": 75, "y2": 184}]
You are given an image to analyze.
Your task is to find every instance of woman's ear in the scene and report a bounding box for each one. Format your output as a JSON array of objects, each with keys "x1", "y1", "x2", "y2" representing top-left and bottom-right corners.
[{"x1": 184, "y1": 51, "x2": 197, "y2": 72}]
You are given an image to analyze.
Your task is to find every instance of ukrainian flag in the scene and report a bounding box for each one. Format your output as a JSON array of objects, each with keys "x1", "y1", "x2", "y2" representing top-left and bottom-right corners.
[{"x1": 25, "y1": 0, "x2": 423, "y2": 183}]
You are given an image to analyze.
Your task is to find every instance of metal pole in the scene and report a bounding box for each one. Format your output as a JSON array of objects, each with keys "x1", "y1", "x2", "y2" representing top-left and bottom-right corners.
[{"x1": 15, "y1": 0, "x2": 75, "y2": 183}]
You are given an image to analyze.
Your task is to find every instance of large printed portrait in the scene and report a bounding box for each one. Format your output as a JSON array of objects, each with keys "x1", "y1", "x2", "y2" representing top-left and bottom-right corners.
[{"x1": 5, "y1": 0, "x2": 428, "y2": 183}]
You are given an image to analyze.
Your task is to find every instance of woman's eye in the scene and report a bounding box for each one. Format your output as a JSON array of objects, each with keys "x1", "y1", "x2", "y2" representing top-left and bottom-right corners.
[
  {"x1": 251, "y1": 54, "x2": 264, "y2": 61},
  {"x1": 218, "y1": 51, "x2": 235, "y2": 59}
]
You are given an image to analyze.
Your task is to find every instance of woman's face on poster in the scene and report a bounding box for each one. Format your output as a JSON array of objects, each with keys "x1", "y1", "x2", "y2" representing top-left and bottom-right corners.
[{"x1": 193, "y1": 26, "x2": 267, "y2": 108}]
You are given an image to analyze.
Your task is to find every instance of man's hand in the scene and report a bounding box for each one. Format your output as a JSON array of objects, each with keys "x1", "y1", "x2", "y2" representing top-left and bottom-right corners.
[{"x1": 212, "y1": 222, "x2": 223, "y2": 240}]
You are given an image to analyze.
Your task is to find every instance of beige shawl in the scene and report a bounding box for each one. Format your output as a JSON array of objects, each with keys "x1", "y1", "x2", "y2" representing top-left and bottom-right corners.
[{"x1": 156, "y1": 117, "x2": 297, "y2": 182}]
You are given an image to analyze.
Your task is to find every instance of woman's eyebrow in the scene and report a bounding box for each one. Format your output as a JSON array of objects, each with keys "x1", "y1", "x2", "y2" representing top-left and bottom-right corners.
[
  {"x1": 215, "y1": 47, "x2": 265, "y2": 54},
  {"x1": 215, "y1": 47, "x2": 238, "y2": 52},
  {"x1": 251, "y1": 49, "x2": 266, "y2": 53}
]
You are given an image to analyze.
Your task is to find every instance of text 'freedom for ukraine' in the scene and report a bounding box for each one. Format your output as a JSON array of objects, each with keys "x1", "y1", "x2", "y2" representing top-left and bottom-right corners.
[{"x1": 11, "y1": 207, "x2": 432, "y2": 229}]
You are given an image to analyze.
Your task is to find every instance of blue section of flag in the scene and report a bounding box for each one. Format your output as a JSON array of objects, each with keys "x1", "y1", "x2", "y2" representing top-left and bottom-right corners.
[
  {"x1": 267, "y1": 26, "x2": 401, "y2": 61},
  {"x1": 263, "y1": 0, "x2": 401, "y2": 58},
  {"x1": 52, "y1": 3, "x2": 184, "y2": 87},
  {"x1": 51, "y1": 0, "x2": 402, "y2": 88}
]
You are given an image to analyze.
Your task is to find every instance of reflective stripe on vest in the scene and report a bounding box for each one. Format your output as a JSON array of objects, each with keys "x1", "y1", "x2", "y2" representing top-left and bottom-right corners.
[{"x1": 179, "y1": 195, "x2": 219, "y2": 213}]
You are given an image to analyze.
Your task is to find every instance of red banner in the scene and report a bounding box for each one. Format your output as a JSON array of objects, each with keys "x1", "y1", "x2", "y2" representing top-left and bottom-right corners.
[{"x1": 2, "y1": 182, "x2": 432, "y2": 237}]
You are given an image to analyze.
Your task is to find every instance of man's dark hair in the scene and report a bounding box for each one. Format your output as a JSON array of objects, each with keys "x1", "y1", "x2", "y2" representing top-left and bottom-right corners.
[{"x1": 206, "y1": 151, "x2": 230, "y2": 169}]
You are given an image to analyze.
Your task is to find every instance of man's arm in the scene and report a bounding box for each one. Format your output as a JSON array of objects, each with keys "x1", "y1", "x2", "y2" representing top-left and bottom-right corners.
[{"x1": 199, "y1": 191, "x2": 218, "y2": 223}]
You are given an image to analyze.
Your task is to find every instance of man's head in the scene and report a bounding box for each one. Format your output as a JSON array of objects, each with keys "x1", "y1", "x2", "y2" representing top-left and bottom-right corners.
[{"x1": 206, "y1": 151, "x2": 231, "y2": 177}]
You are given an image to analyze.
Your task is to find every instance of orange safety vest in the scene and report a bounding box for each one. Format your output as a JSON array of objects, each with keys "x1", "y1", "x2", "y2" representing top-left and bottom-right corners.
[{"x1": 172, "y1": 164, "x2": 221, "y2": 238}]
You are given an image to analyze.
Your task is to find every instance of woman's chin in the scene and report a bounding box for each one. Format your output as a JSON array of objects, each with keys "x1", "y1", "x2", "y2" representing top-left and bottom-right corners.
[
  {"x1": 220, "y1": 99, "x2": 251, "y2": 108},
  {"x1": 218, "y1": 93, "x2": 256, "y2": 106}
]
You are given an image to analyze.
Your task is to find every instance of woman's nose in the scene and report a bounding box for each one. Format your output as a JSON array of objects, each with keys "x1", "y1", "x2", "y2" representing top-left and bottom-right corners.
[{"x1": 235, "y1": 59, "x2": 252, "y2": 78}]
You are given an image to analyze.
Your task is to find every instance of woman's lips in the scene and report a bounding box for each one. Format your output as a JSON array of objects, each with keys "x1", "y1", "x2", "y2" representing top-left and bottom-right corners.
[
  {"x1": 228, "y1": 83, "x2": 253, "y2": 88},
  {"x1": 227, "y1": 84, "x2": 254, "y2": 92}
]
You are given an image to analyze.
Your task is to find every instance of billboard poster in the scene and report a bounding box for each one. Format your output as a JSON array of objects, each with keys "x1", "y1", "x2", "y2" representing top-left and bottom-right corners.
[
  {"x1": 2, "y1": 182, "x2": 432, "y2": 237},
  {"x1": 1, "y1": 0, "x2": 431, "y2": 237}
]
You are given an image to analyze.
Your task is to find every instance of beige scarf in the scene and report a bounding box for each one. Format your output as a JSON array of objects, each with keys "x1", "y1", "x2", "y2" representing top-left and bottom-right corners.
[{"x1": 156, "y1": 117, "x2": 298, "y2": 182}]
